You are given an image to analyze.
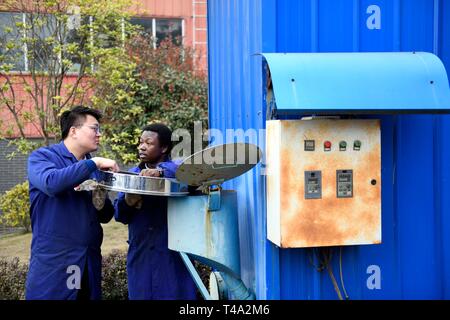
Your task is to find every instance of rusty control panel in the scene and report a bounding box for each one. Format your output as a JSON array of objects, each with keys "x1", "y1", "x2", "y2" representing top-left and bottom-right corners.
[{"x1": 266, "y1": 119, "x2": 381, "y2": 248}]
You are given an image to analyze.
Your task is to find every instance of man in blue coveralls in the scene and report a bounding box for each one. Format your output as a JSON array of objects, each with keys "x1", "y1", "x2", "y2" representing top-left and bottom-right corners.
[
  {"x1": 114, "y1": 123, "x2": 197, "y2": 300},
  {"x1": 26, "y1": 106, "x2": 120, "y2": 300}
]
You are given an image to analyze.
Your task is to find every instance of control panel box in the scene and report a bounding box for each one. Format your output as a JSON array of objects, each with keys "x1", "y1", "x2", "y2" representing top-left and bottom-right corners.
[{"x1": 266, "y1": 119, "x2": 381, "y2": 248}]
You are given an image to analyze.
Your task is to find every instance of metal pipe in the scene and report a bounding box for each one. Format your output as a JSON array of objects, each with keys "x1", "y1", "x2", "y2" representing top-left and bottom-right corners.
[{"x1": 220, "y1": 272, "x2": 255, "y2": 300}]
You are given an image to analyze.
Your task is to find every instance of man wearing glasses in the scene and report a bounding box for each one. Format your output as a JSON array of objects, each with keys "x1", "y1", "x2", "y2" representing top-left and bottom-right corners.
[{"x1": 25, "y1": 106, "x2": 120, "y2": 300}]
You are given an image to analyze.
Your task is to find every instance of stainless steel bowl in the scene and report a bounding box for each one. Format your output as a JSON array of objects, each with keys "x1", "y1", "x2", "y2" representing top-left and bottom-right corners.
[{"x1": 97, "y1": 170, "x2": 189, "y2": 196}]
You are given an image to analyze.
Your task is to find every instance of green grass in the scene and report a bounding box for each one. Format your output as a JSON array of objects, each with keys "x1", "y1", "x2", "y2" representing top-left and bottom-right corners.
[{"x1": 0, "y1": 219, "x2": 129, "y2": 264}]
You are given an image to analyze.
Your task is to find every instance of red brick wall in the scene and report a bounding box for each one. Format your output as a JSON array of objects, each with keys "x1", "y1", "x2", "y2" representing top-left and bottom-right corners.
[
  {"x1": 0, "y1": 74, "x2": 89, "y2": 138},
  {"x1": 192, "y1": 1, "x2": 208, "y2": 74},
  {"x1": 132, "y1": 0, "x2": 208, "y2": 73}
]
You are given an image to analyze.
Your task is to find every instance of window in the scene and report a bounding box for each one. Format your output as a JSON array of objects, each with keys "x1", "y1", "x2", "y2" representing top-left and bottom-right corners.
[
  {"x1": 1, "y1": 12, "x2": 185, "y2": 73},
  {"x1": 130, "y1": 17, "x2": 183, "y2": 48},
  {"x1": 155, "y1": 19, "x2": 182, "y2": 46},
  {"x1": 63, "y1": 16, "x2": 87, "y2": 73},
  {"x1": 130, "y1": 17, "x2": 153, "y2": 37},
  {"x1": 25, "y1": 13, "x2": 58, "y2": 72},
  {"x1": 0, "y1": 11, "x2": 88, "y2": 73},
  {"x1": 0, "y1": 12, "x2": 26, "y2": 71}
]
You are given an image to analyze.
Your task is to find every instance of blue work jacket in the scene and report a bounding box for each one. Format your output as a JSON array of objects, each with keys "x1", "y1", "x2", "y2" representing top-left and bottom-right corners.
[
  {"x1": 114, "y1": 161, "x2": 197, "y2": 300},
  {"x1": 26, "y1": 142, "x2": 114, "y2": 300}
]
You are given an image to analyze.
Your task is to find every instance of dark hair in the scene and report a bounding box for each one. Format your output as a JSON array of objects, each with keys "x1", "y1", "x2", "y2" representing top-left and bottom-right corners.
[
  {"x1": 142, "y1": 123, "x2": 173, "y2": 155},
  {"x1": 60, "y1": 106, "x2": 102, "y2": 140}
]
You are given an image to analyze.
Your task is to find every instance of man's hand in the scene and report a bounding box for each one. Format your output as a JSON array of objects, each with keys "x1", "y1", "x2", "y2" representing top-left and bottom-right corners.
[
  {"x1": 125, "y1": 193, "x2": 142, "y2": 209},
  {"x1": 91, "y1": 157, "x2": 120, "y2": 172},
  {"x1": 92, "y1": 188, "x2": 107, "y2": 210},
  {"x1": 140, "y1": 168, "x2": 162, "y2": 177},
  {"x1": 75, "y1": 179, "x2": 98, "y2": 191}
]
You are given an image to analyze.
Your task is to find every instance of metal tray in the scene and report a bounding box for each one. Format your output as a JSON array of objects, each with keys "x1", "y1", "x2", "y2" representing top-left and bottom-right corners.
[{"x1": 97, "y1": 170, "x2": 189, "y2": 196}]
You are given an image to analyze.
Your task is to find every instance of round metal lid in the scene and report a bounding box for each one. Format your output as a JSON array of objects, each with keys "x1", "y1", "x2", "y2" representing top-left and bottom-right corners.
[
  {"x1": 175, "y1": 143, "x2": 262, "y2": 186},
  {"x1": 96, "y1": 170, "x2": 188, "y2": 196}
]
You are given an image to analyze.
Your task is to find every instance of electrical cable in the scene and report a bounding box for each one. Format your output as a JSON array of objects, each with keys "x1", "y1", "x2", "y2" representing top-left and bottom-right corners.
[
  {"x1": 339, "y1": 246, "x2": 350, "y2": 300},
  {"x1": 309, "y1": 247, "x2": 350, "y2": 300},
  {"x1": 320, "y1": 248, "x2": 343, "y2": 300}
]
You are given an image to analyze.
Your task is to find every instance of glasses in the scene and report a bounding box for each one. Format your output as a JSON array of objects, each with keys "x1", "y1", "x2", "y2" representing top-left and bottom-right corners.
[{"x1": 76, "y1": 124, "x2": 101, "y2": 134}]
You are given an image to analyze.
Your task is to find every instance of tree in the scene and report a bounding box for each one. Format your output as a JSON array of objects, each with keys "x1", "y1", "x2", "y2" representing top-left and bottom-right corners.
[
  {"x1": 0, "y1": 0, "x2": 137, "y2": 155},
  {"x1": 92, "y1": 34, "x2": 209, "y2": 164}
]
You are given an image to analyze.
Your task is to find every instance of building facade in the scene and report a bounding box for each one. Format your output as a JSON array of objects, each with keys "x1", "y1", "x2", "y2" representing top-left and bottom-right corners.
[{"x1": 0, "y1": 0, "x2": 207, "y2": 196}]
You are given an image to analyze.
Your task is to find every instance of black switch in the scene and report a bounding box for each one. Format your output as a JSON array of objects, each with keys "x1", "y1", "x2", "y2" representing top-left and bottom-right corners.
[{"x1": 304, "y1": 140, "x2": 315, "y2": 151}]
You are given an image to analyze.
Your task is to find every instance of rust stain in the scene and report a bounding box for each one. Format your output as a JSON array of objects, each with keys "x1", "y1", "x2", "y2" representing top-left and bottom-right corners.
[
  {"x1": 266, "y1": 122, "x2": 279, "y2": 214},
  {"x1": 268, "y1": 119, "x2": 382, "y2": 248},
  {"x1": 205, "y1": 209, "x2": 213, "y2": 257},
  {"x1": 280, "y1": 153, "x2": 297, "y2": 214}
]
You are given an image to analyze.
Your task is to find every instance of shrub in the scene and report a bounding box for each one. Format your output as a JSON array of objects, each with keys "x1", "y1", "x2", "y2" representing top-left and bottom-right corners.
[
  {"x1": 194, "y1": 260, "x2": 212, "y2": 291},
  {"x1": 0, "y1": 251, "x2": 211, "y2": 300},
  {"x1": 0, "y1": 251, "x2": 129, "y2": 300},
  {"x1": 0, "y1": 181, "x2": 30, "y2": 233},
  {"x1": 0, "y1": 257, "x2": 28, "y2": 300},
  {"x1": 101, "y1": 249, "x2": 128, "y2": 300},
  {"x1": 100, "y1": 250, "x2": 212, "y2": 300}
]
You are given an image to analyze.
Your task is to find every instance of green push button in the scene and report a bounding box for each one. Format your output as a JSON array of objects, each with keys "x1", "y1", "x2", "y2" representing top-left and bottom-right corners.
[{"x1": 354, "y1": 140, "x2": 361, "y2": 151}]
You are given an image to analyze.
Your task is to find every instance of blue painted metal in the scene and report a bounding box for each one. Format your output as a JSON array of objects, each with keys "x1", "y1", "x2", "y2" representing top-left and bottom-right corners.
[
  {"x1": 207, "y1": 0, "x2": 267, "y2": 299},
  {"x1": 167, "y1": 191, "x2": 241, "y2": 277},
  {"x1": 207, "y1": 188, "x2": 221, "y2": 211},
  {"x1": 168, "y1": 191, "x2": 255, "y2": 299},
  {"x1": 179, "y1": 252, "x2": 212, "y2": 300},
  {"x1": 262, "y1": 52, "x2": 450, "y2": 114},
  {"x1": 208, "y1": 0, "x2": 450, "y2": 300}
]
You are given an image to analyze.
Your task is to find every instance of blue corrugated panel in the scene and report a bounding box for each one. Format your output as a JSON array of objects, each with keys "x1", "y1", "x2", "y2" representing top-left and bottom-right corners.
[
  {"x1": 207, "y1": 0, "x2": 267, "y2": 298},
  {"x1": 207, "y1": 0, "x2": 450, "y2": 299}
]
